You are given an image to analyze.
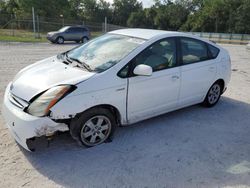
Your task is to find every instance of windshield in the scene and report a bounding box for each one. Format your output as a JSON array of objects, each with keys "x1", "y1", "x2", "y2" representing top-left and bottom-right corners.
[
  {"x1": 59, "y1": 26, "x2": 70, "y2": 32},
  {"x1": 66, "y1": 34, "x2": 146, "y2": 72}
]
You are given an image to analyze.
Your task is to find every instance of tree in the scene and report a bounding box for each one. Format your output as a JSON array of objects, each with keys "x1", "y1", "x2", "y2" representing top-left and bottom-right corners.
[
  {"x1": 154, "y1": 1, "x2": 189, "y2": 30},
  {"x1": 112, "y1": 0, "x2": 143, "y2": 26},
  {"x1": 1, "y1": 0, "x2": 250, "y2": 34},
  {"x1": 235, "y1": 0, "x2": 250, "y2": 33},
  {"x1": 127, "y1": 8, "x2": 157, "y2": 28}
]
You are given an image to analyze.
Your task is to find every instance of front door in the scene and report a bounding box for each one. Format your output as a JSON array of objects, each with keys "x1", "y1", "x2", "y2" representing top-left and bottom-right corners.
[{"x1": 127, "y1": 38, "x2": 181, "y2": 123}]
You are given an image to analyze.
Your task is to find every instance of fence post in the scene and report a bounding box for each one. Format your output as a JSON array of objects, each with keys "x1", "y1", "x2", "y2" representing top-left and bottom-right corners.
[
  {"x1": 241, "y1": 34, "x2": 244, "y2": 45},
  {"x1": 229, "y1": 33, "x2": 233, "y2": 44},
  {"x1": 104, "y1": 17, "x2": 107, "y2": 33},
  {"x1": 60, "y1": 15, "x2": 64, "y2": 27},
  {"x1": 219, "y1": 33, "x2": 222, "y2": 43},
  {"x1": 32, "y1": 7, "x2": 36, "y2": 38},
  {"x1": 11, "y1": 14, "x2": 14, "y2": 36},
  {"x1": 209, "y1": 32, "x2": 212, "y2": 40},
  {"x1": 37, "y1": 15, "x2": 40, "y2": 38}
]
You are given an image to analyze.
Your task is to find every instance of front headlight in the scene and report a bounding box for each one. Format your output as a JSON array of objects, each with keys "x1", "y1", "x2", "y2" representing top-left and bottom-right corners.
[{"x1": 26, "y1": 85, "x2": 74, "y2": 117}]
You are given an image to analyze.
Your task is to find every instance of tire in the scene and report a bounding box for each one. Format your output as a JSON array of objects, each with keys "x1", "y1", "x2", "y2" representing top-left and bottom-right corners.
[
  {"x1": 56, "y1": 36, "x2": 64, "y2": 44},
  {"x1": 202, "y1": 82, "x2": 222, "y2": 107},
  {"x1": 70, "y1": 108, "x2": 116, "y2": 147},
  {"x1": 82, "y1": 37, "x2": 89, "y2": 44}
]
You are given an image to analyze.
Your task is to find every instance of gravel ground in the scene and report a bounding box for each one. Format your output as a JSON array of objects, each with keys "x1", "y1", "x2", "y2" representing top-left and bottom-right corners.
[{"x1": 0, "y1": 42, "x2": 250, "y2": 188}]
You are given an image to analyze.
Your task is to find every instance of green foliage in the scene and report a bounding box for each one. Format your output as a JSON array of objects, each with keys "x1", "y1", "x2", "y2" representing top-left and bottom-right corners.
[
  {"x1": 112, "y1": 0, "x2": 143, "y2": 25},
  {"x1": 127, "y1": 8, "x2": 157, "y2": 28},
  {"x1": 0, "y1": 0, "x2": 249, "y2": 33},
  {"x1": 182, "y1": 0, "x2": 250, "y2": 33}
]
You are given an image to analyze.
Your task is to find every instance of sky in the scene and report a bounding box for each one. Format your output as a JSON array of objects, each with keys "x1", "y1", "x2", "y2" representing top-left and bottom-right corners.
[{"x1": 104, "y1": 0, "x2": 155, "y2": 8}]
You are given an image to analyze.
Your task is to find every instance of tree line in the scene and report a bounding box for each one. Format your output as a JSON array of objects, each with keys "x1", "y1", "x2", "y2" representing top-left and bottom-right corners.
[{"x1": 0, "y1": 0, "x2": 250, "y2": 34}]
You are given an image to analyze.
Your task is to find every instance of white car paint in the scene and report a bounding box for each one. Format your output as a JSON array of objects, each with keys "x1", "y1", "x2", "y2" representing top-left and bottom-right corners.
[
  {"x1": 2, "y1": 29, "x2": 231, "y2": 151},
  {"x1": 11, "y1": 56, "x2": 95, "y2": 101},
  {"x1": 247, "y1": 41, "x2": 250, "y2": 50}
]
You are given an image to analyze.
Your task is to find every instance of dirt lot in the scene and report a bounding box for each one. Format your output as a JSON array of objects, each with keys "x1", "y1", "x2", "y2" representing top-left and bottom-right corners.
[{"x1": 0, "y1": 42, "x2": 250, "y2": 188}]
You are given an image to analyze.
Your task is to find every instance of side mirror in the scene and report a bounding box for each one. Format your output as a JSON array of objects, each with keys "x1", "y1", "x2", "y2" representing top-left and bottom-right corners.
[{"x1": 133, "y1": 64, "x2": 153, "y2": 76}]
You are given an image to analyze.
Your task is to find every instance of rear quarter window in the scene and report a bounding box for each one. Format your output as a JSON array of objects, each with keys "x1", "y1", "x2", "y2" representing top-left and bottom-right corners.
[
  {"x1": 180, "y1": 37, "x2": 209, "y2": 65},
  {"x1": 208, "y1": 44, "x2": 220, "y2": 59}
]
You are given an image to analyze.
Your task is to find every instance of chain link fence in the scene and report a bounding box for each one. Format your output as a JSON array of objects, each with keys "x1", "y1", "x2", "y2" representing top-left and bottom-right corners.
[
  {"x1": 190, "y1": 32, "x2": 250, "y2": 45},
  {"x1": 0, "y1": 13, "x2": 126, "y2": 40}
]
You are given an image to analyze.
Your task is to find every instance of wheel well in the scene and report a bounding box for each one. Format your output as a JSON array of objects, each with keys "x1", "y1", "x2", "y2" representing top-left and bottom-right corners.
[
  {"x1": 215, "y1": 79, "x2": 225, "y2": 93},
  {"x1": 56, "y1": 36, "x2": 64, "y2": 40},
  {"x1": 78, "y1": 105, "x2": 121, "y2": 125},
  {"x1": 82, "y1": 36, "x2": 89, "y2": 40}
]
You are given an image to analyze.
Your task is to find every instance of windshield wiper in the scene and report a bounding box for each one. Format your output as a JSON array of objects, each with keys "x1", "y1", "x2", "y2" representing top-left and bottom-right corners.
[
  {"x1": 68, "y1": 57, "x2": 93, "y2": 72},
  {"x1": 57, "y1": 52, "x2": 72, "y2": 65},
  {"x1": 59, "y1": 52, "x2": 93, "y2": 72}
]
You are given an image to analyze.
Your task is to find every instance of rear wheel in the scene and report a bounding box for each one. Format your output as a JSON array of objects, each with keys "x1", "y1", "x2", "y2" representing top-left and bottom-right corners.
[
  {"x1": 56, "y1": 36, "x2": 64, "y2": 44},
  {"x1": 202, "y1": 82, "x2": 222, "y2": 107},
  {"x1": 70, "y1": 108, "x2": 116, "y2": 147}
]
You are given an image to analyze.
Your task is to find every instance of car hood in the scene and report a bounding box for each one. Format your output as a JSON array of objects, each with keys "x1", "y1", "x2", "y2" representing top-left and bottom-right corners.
[
  {"x1": 48, "y1": 31, "x2": 59, "y2": 35},
  {"x1": 10, "y1": 56, "x2": 95, "y2": 101}
]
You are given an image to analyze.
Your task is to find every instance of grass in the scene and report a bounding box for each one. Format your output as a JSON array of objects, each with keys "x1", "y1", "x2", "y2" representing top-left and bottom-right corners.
[
  {"x1": 0, "y1": 35, "x2": 47, "y2": 42},
  {"x1": 0, "y1": 29, "x2": 102, "y2": 43}
]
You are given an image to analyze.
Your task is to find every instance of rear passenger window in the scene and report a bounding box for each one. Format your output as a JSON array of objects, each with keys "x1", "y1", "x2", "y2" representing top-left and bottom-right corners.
[
  {"x1": 81, "y1": 28, "x2": 88, "y2": 32},
  {"x1": 180, "y1": 38, "x2": 209, "y2": 64},
  {"x1": 208, "y1": 44, "x2": 220, "y2": 58},
  {"x1": 76, "y1": 28, "x2": 85, "y2": 32}
]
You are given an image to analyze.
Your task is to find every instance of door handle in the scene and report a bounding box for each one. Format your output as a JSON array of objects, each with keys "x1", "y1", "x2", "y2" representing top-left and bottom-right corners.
[
  {"x1": 209, "y1": 67, "x2": 215, "y2": 72},
  {"x1": 116, "y1": 88, "x2": 125, "y2": 91},
  {"x1": 172, "y1": 75, "x2": 180, "y2": 81}
]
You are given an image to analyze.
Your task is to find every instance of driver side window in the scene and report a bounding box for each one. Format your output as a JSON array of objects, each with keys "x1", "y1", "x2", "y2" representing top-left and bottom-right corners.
[{"x1": 134, "y1": 38, "x2": 177, "y2": 72}]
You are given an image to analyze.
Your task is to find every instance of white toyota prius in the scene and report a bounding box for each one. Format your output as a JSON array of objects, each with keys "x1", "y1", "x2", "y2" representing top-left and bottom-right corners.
[{"x1": 2, "y1": 29, "x2": 231, "y2": 151}]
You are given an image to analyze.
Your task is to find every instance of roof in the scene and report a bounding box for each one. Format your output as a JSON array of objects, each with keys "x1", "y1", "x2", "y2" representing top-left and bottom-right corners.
[{"x1": 109, "y1": 29, "x2": 180, "y2": 40}]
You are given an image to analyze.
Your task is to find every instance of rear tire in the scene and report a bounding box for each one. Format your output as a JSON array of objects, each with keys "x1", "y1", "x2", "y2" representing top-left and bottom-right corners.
[
  {"x1": 70, "y1": 108, "x2": 116, "y2": 147},
  {"x1": 202, "y1": 82, "x2": 222, "y2": 107}
]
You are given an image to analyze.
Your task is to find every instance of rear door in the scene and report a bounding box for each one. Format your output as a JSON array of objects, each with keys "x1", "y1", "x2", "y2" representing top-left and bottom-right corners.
[
  {"x1": 127, "y1": 38, "x2": 181, "y2": 123},
  {"x1": 75, "y1": 27, "x2": 84, "y2": 40},
  {"x1": 178, "y1": 37, "x2": 217, "y2": 106}
]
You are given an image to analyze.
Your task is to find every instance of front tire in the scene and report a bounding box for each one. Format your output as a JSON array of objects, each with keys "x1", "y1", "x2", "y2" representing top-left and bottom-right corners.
[
  {"x1": 82, "y1": 37, "x2": 89, "y2": 44},
  {"x1": 56, "y1": 36, "x2": 64, "y2": 44},
  {"x1": 202, "y1": 82, "x2": 222, "y2": 107},
  {"x1": 70, "y1": 108, "x2": 116, "y2": 147}
]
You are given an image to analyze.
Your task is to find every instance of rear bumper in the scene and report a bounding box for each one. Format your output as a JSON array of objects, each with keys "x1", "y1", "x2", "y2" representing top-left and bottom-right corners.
[
  {"x1": 2, "y1": 83, "x2": 69, "y2": 151},
  {"x1": 222, "y1": 87, "x2": 227, "y2": 94}
]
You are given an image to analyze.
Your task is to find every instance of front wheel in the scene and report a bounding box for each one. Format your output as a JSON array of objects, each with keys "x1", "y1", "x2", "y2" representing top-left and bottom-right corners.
[
  {"x1": 202, "y1": 82, "x2": 222, "y2": 107},
  {"x1": 56, "y1": 36, "x2": 64, "y2": 44},
  {"x1": 70, "y1": 108, "x2": 116, "y2": 147},
  {"x1": 82, "y1": 37, "x2": 89, "y2": 44}
]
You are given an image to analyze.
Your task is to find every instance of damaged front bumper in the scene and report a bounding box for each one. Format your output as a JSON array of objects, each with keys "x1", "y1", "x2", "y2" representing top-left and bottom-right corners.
[{"x1": 2, "y1": 83, "x2": 69, "y2": 151}]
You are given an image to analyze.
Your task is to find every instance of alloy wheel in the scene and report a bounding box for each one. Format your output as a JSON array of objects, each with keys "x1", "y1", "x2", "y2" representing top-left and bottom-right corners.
[
  {"x1": 208, "y1": 83, "x2": 221, "y2": 104},
  {"x1": 80, "y1": 115, "x2": 111, "y2": 146}
]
